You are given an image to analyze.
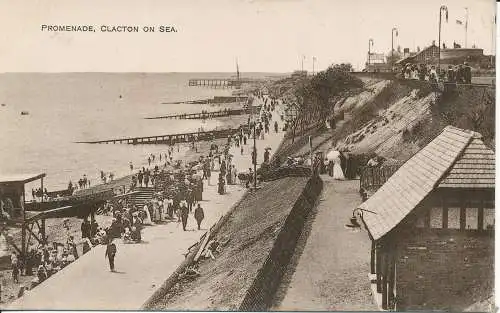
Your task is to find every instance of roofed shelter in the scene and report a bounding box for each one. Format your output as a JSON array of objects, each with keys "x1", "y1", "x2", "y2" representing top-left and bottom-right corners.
[
  {"x1": 356, "y1": 126, "x2": 494, "y2": 310},
  {"x1": 0, "y1": 173, "x2": 48, "y2": 259}
]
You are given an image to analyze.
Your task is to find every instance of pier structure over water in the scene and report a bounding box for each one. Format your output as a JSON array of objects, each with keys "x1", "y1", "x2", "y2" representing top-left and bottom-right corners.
[
  {"x1": 145, "y1": 106, "x2": 259, "y2": 120},
  {"x1": 188, "y1": 78, "x2": 263, "y2": 88},
  {"x1": 188, "y1": 61, "x2": 265, "y2": 88},
  {"x1": 75, "y1": 127, "x2": 244, "y2": 145}
]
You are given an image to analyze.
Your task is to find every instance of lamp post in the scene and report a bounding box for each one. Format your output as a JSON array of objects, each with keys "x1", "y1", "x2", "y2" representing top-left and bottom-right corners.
[
  {"x1": 464, "y1": 7, "x2": 469, "y2": 48},
  {"x1": 368, "y1": 39, "x2": 374, "y2": 71},
  {"x1": 438, "y1": 5, "x2": 449, "y2": 71},
  {"x1": 252, "y1": 121, "x2": 257, "y2": 189},
  {"x1": 391, "y1": 28, "x2": 398, "y2": 70}
]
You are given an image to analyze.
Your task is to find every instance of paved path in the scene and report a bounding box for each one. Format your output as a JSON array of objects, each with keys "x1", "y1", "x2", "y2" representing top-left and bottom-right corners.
[
  {"x1": 274, "y1": 176, "x2": 378, "y2": 311},
  {"x1": 8, "y1": 97, "x2": 285, "y2": 310}
]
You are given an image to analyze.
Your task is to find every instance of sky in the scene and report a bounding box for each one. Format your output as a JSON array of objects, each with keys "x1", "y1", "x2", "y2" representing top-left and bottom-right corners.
[{"x1": 0, "y1": 0, "x2": 496, "y2": 72}]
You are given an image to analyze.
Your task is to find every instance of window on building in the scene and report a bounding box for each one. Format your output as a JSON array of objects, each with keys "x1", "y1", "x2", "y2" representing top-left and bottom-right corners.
[
  {"x1": 483, "y1": 208, "x2": 495, "y2": 231},
  {"x1": 447, "y1": 207, "x2": 461, "y2": 229},
  {"x1": 465, "y1": 207, "x2": 479, "y2": 230},
  {"x1": 430, "y1": 207, "x2": 443, "y2": 228}
]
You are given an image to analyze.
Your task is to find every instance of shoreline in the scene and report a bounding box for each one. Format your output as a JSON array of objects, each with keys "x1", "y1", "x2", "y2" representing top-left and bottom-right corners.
[
  {"x1": 6, "y1": 95, "x2": 287, "y2": 310},
  {"x1": 72, "y1": 114, "x2": 249, "y2": 196}
]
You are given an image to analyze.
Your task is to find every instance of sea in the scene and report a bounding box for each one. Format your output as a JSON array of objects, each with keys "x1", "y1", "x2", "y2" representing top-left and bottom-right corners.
[{"x1": 0, "y1": 72, "x2": 278, "y2": 192}]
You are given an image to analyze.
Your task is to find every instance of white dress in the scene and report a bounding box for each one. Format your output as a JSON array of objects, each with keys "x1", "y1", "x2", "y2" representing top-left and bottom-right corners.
[
  {"x1": 142, "y1": 204, "x2": 153, "y2": 225},
  {"x1": 332, "y1": 156, "x2": 345, "y2": 180}
]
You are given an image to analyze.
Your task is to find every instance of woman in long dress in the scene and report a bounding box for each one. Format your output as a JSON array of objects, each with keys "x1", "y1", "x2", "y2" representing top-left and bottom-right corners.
[
  {"x1": 142, "y1": 204, "x2": 154, "y2": 225},
  {"x1": 332, "y1": 154, "x2": 345, "y2": 180}
]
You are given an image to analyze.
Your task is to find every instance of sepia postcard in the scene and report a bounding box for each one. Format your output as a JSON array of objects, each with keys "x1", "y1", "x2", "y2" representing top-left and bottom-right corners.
[{"x1": 0, "y1": 0, "x2": 497, "y2": 311}]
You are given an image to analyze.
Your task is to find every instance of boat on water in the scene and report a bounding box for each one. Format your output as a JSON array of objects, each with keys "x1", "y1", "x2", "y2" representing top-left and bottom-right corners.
[{"x1": 20, "y1": 111, "x2": 29, "y2": 115}]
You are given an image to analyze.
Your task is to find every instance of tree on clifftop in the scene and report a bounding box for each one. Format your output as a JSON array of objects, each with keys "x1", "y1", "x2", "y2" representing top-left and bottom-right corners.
[{"x1": 295, "y1": 63, "x2": 363, "y2": 123}]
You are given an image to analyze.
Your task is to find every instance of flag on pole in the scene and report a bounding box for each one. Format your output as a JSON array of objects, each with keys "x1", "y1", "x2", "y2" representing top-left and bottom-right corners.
[{"x1": 456, "y1": 19, "x2": 463, "y2": 25}]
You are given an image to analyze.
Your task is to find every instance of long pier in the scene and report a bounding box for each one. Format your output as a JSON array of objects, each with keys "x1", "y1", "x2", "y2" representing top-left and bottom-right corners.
[
  {"x1": 145, "y1": 107, "x2": 259, "y2": 120},
  {"x1": 75, "y1": 127, "x2": 243, "y2": 145},
  {"x1": 188, "y1": 78, "x2": 262, "y2": 88}
]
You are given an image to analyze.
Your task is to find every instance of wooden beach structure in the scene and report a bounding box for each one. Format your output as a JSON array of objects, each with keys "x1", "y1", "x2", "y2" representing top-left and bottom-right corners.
[
  {"x1": 75, "y1": 127, "x2": 243, "y2": 145},
  {"x1": 188, "y1": 62, "x2": 265, "y2": 88},
  {"x1": 144, "y1": 107, "x2": 255, "y2": 120},
  {"x1": 187, "y1": 78, "x2": 265, "y2": 88},
  {"x1": 0, "y1": 173, "x2": 117, "y2": 261},
  {"x1": 355, "y1": 126, "x2": 495, "y2": 311}
]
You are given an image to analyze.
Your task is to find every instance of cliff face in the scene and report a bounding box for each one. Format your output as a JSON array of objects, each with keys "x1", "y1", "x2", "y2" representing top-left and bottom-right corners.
[{"x1": 330, "y1": 78, "x2": 494, "y2": 162}]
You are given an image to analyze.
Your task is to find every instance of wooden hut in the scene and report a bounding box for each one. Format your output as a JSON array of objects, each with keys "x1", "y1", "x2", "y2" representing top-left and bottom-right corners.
[{"x1": 356, "y1": 126, "x2": 494, "y2": 311}]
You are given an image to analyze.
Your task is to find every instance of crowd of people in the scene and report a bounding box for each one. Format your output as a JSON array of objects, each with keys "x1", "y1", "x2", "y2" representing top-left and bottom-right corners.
[
  {"x1": 0, "y1": 192, "x2": 18, "y2": 220},
  {"x1": 5, "y1": 93, "x2": 282, "y2": 287},
  {"x1": 8, "y1": 217, "x2": 103, "y2": 288},
  {"x1": 399, "y1": 62, "x2": 473, "y2": 84}
]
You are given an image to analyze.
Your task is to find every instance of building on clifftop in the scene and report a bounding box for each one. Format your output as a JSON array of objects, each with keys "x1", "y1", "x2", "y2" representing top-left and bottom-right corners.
[{"x1": 355, "y1": 126, "x2": 494, "y2": 311}]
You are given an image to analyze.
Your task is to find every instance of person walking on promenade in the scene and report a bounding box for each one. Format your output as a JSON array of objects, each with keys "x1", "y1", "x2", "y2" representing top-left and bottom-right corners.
[
  {"x1": 131, "y1": 175, "x2": 137, "y2": 189},
  {"x1": 252, "y1": 148, "x2": 257, "y2": 166},
  {"x1": 11, "y1": 252, "x2": 19, "y2": 283},
  {"x1": 180, "y1": 202, "x2": 189, "y2": 231},
  {"x1": 274, "y1": 121, "x2": 279, "y2": 133},
  {"x1": 129, "y1": 162, "x2": 133, "y2": 172},
  {"x1": 218, "y1": 173, "x2": 226, "y2": 195},
  {"x1": 138, "y1": 170, "x2": 143, "y2": 187},
  {"x1": 187, "y1": 188, "x2": 194, "y2": 212},
  {"x1": 194, "y1": 204, "x2": 205, "y2": 230},
  {"x1": 232, "y1": 165, "x2": 238, "y2": 185},
  {"x1": 144, "y1": 171, "x2": 150, "y2": 188},
  {"x1": 105, "y1": 238, "x2": 117, "y2": 272},
  {"x1": 264, "y1": 149, "x2": 270, "y2": 164},
  {"x1": 206, "y1": 161, "x2": 212, "y2": 185},
  {"x1": 81, "y1": 217, "x2": 90, "y2": 239},
  {"x1": 243, "y1": 135, "x2": 247, "y2": 145}
]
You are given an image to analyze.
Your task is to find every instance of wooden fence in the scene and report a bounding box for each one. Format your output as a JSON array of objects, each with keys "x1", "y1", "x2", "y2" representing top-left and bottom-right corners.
[{"x1": 359, "y1": 165, "x2": 400, "y2": 192}]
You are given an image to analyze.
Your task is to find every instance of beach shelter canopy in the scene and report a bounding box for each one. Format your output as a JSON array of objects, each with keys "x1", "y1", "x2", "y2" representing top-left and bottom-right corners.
[
  {"x1": 359, "y1": 126, "x2": 495, "y2": 241},
  {"x1": 0, "y1": 173, "x2": 46, "y2": 185}
]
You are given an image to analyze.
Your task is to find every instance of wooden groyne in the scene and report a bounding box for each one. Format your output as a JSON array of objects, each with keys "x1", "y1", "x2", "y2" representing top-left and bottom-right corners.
[
  {"x1": 161, "y1": 96, "x2": 249, "y2": 105},
  {"x1": 145, "y1": 108, "x2": 247, "y2": 120},
  {"x1": 75, "y1": 127, "x2": 243, "y2": 145}
]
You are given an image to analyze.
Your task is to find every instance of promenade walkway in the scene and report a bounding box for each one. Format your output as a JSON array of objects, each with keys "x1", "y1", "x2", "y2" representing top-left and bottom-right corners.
[
  {"x1": 8, "y1": 97, "x2": 284, "y2": 310},
  {"x1": 273, "y1": 176, "x2": 377, "y2": 311}
]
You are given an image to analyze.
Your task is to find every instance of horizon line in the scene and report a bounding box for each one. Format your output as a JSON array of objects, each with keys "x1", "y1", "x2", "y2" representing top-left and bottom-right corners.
[{"x1": 0, "y1": 71, "x2": 294, "y2": 74}]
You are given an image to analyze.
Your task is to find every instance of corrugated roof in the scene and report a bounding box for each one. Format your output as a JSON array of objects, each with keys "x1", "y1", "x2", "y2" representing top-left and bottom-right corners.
[{"x1": 359, "y1": 126, "x2": 494, "y2": 241}]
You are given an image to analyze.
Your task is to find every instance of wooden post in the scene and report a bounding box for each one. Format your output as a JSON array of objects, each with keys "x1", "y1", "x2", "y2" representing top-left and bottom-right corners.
[
  {"x1": 370, "y1": 240, "x2": 376, "y2": 274},
  {"x1": 41, "y1": 218, "x2": 46, "y2": 243},
  {"x1": 460, "y1": 197, "x2": 466, "y2": 230},
  {"x1": 478, "y1": 199, "x2": 484, "y2": 230},
  {"x1": 382, "y1": 247, "x2": 389, "y2": 310},
  {"x1": 442, "y1": 196, "x2": 448, "y2": 229},
  {"x1": 21, "y1": 184, "x2": 27, "y2": 262},
  {"x1": 376, "y1": 244, "x2": 382, "y2": 293},
  {"x1": 388, "y1": 248, "x2": 396, "y2": 309}
]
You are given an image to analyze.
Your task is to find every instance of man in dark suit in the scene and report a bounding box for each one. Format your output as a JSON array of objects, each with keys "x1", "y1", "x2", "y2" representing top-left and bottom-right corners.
[{"x1": 105, "y1": 238, "x2": 117, "y2": 272}]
